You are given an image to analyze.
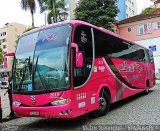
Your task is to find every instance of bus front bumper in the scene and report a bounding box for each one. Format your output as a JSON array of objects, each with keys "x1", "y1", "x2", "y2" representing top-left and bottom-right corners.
[{"x1": 13, "y1": 105, "x2": 79, "y2": 119}]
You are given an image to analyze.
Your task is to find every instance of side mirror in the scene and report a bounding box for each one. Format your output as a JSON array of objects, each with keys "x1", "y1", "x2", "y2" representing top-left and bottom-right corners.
[
  {"x1": 71, "y1": 43, "x2": 84, "y2": 68},
  {"x1": 76, "y1": 52, "x2": 84, "y2": 68}
]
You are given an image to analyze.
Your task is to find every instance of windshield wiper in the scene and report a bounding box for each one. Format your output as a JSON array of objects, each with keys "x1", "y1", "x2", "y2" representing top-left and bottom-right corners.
[
  {"x1": 19, "y1": 56, "x2": 31, "y2": 91},
  {"x1": 34, "y1": 56, "x2": 48, "y2": 92}
]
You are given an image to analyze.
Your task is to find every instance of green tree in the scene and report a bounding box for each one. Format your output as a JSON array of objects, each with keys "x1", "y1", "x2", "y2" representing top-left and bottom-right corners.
[
  {"x1": 75, "y1": 0, "x2": 118, "y2": 31},
  {"x1": 141, "y1": 7, "x2": 154, "y2": 14},
  {"x1": 42, "y1": 0, "x2": 65, "y2": 24},
  {"x1": 141, "y1": 7, "x2": 160, "y2": 14},
  {"x1": 20, "y1": 0, "x2": 44, "y2": 27}
]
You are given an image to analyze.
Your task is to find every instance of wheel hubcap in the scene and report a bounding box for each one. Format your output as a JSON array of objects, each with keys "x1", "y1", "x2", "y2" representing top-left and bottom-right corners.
[{"x1": 99, "y1": 97, "x2": 106, "y2": 110}]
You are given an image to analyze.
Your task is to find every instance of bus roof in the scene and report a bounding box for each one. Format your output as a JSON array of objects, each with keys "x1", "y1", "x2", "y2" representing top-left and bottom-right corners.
[{"x1": 22, "y1": 20, "x2": 151, "y2": 51}]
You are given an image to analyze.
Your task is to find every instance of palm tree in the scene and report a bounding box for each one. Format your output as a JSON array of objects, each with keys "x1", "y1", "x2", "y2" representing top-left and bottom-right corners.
[
  {"x1": 20, "y1": 0, "x2": 44, "y2": 27},
  {"x1": 42, "y1": 0, "x2": 66, "y2": 24}
]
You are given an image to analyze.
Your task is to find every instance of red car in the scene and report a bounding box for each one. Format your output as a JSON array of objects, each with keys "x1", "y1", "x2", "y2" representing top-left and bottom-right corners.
[{"x1": 0, "y1": 95, "x2": 2, "y2": 122}]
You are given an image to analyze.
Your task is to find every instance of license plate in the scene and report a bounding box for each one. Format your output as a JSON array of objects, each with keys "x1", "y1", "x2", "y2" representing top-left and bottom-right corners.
[{"x1": 30, "y1": 111, "x2": 39, "y2": 116}]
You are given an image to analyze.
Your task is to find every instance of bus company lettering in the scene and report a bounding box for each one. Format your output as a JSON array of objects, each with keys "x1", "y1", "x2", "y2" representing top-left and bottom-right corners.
[
  {"x1": 41, "y1": 33, "x2": 57, "y2": 42},
  {"x1": 76, "y1": 93, "x2": 87, "y2": 100},
  {"x1": 120, "y1": 61, "x2": 134, "y2": 72},
  {"x1": 98, "y1": 66, "x2": 105, "y2": 72},
  {"x1": 98, "y1": 60, "x2": 104, "y2": 65},
  {"x1": 136, "y1": 63, "x2": 143, "y2": 72},
  {"x1": 50, "y1": 92, "x2": 60, "y2": 98},
  {"x1": 81, "y1": 31, "x2": 87, "y2": 43}
]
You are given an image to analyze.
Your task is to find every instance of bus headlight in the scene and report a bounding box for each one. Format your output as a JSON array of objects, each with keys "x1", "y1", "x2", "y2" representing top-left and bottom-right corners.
[
  {"x1": 13, "y1": 101, "x2": 21, "y2": 106},
  {"x1": 51, "y1": 98, "x2": 71, "y2": 106}
]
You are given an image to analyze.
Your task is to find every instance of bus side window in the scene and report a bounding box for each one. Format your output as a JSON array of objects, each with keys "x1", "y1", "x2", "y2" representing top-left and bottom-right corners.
[
  {"x1": 94, "y1": 29, "x2": 112, "y2": 57},
  {"x1": 137, "y1": 49, "x2": 145, "y2": 62}
]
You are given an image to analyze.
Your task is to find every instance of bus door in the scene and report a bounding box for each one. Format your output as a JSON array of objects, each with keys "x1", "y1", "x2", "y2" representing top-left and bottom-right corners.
[{"x1": 72, "y1": 25, "x2": 94, "y2": 88}]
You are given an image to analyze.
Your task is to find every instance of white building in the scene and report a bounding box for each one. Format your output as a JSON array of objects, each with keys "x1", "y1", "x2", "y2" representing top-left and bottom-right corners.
[{"x1": 117, "y1": 0, "x2": 137, "y2": 21}]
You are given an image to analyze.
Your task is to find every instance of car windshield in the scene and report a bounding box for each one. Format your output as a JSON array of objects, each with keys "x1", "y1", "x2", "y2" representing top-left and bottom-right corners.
[{"x1": 13, "y1": 24, "x2": 72, "y2": 93}]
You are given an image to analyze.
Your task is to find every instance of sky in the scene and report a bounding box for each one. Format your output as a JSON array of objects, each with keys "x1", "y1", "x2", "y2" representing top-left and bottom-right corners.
[{"x1": 0, "y1": 0, "x2": 154, "y2": 27}]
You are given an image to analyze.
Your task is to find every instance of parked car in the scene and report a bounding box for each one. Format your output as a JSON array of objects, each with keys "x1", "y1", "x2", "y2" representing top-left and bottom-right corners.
[
  {"x1": 0, "y1": 95, "x2": 2, "y2": 123},
  {"x1": 0, "y1": 81, "x2": 9, "y2": 89}
]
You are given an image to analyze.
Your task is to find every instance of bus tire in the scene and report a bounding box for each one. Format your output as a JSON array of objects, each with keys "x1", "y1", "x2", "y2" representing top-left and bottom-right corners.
[
  {"x1": 93, "y1": 90, "x2": 110, "y2": 117},
  {"x1": 144, "y1": 82, "x2": 150, "y2": 95}
]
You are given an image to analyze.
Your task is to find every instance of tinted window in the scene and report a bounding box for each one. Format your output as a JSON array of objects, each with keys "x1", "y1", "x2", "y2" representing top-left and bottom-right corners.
[
  {"x1": 109, "y1": 40, "x2": 131, "y2": 58},
  {"x1": 94, "y1": 29, "x2": 112, "y2": 57},
  {"x1": 94, "y1": 28, "x2": 146, "y2": 62},
  {"x1": 94, "y1": 29, "x2": 131, "y2": 59}
]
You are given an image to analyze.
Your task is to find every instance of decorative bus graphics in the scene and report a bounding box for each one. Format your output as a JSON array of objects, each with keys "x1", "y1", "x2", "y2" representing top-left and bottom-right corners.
[{"x1": 12, "y1": 20, "x2": 155, "y2": 119}]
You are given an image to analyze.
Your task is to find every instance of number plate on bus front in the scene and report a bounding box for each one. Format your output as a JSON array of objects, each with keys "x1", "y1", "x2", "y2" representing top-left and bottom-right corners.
[{"x1": 30, "y1": 111, "x2": 39, "y2": 116}]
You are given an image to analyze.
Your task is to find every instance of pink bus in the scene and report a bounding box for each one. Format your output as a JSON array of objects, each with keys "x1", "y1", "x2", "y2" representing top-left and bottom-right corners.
[{"x1": 12, "y1": 20, "x2": 155, "y2": 119}]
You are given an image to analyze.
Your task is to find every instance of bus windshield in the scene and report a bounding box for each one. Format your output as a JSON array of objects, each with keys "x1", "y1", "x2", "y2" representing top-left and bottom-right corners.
[{"x1": 13, "y1": 24, "x2": 72, "y2": 93}]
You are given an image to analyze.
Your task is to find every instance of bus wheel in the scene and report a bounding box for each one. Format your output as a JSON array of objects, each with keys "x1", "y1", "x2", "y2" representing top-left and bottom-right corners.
[
  {"x1": 144, "y1": 83, "x2": 150, "y2": 95},
  {"x1": 93, "y1": 90, "x2": 110, "y2": 117}
]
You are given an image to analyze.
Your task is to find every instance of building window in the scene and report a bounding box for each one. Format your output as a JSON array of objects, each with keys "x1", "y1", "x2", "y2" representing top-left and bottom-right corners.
[
  {"x1": 3, "y1": 32, "x2": 6, "y2": 36},
  {"x1": 0, "y1": 32, "x2": 6, "y2": 36},
  {"x1": 137, "y1": 23, "x2": 152, "y2": 35},
  {"x1": 152, "y1": 22, "x2": 160, "y2": 30},
  {"x1": 3, "y1": 45, "x2": 7, "y2": 49},
  {"x1": 2, "y1": 38, "x2": 7, "y2": 43},
  {"x1": 132, "y1": 2, "x2": 134, "y2": 7},
  {"x1": 127, "y1": 27, "x2": 132, "y2": 32},
  {"x1": 126, "y1": 14, "x2": 128, "y2": 18},
  {"x1": 139, "y1": 27, "x2": 143, "y2": 35}
]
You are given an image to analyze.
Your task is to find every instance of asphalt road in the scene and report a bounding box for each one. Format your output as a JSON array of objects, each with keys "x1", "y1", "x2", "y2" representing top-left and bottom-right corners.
[{"x1": 1, "y1": 84, "x2": 160, "y2": 131}]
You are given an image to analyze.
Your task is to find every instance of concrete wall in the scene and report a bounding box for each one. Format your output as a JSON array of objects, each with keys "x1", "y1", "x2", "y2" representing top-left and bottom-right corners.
[{"x1": 118, "y1": 17, "x2": 160, "y2": 41}]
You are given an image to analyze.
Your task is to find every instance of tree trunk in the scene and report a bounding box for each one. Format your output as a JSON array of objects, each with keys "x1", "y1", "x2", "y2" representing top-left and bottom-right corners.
[
  {"x1": 31, "y1": 11, "x2": 35, "y2": 27},
  {"x1": 53, "y1": 0, "x2": 57, "y2": 23}
]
